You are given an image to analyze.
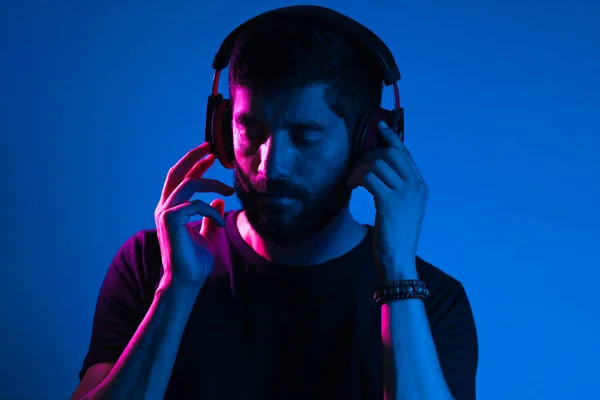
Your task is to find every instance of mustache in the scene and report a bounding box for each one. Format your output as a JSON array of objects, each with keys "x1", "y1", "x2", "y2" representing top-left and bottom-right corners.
[
  {"x1": 233, "y1": 166, "x2": 309, "y2": 200},
  {"x1": 251, "y1": 178, "x2": 306, "y2": 199}
]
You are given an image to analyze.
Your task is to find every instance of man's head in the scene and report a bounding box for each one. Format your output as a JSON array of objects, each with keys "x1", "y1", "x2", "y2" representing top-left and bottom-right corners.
[{"x1": 229, "y1": 16, "x2": 383, "y2": 246}]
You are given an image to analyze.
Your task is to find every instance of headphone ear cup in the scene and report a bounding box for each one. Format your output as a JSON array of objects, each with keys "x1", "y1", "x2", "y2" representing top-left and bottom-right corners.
[
  {"x1": 211, "y1": 99, "x2": 235, "y2": 169},
  {"x1": 351, "y1": 113, "x2": 373, "y2": 163},
  {"x1": 221, "y1": 101, "x2": 235, "y2": 168},
  {"x1": 360, "y1": 108, "x2": 404, "y2": 157},
  {"x1": 353, "y1": 109, "x2": 388, "y2": 162},
  {"x1": 363, "y1": 109, "x2": 386, "y2": 152}
]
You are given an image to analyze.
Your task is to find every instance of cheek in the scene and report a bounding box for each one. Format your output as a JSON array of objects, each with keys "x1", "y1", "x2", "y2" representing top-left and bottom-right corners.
[
  {"x1": 234, "y1": 132, "x2": 264, "y2": 180},
  {"x1": 306, "y1": 157, "x2": 349, "y2": 191},
  {"x1": 232, "y1": 129, "x2": 243, "y2": 155},
  {"x1": 233, "y1": 131, "x2": 250, "y2": 164},
  {"x1": 314, "y1": 144, "x2": 350, "y2": 173}
]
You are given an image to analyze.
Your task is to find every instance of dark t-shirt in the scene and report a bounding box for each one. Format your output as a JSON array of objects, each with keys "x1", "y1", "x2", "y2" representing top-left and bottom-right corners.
[{"x1": 79, "y1": 210, "x2": 478, "y2": 399}]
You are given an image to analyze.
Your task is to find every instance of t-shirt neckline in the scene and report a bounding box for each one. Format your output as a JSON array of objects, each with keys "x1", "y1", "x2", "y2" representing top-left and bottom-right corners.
[{"x1": 224, "y1": 209, "x2": 373, "y2": 279}]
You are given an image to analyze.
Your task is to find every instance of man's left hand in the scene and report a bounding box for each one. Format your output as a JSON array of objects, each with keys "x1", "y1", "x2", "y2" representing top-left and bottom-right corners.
[{"x1": 347, "y1": 120, "x2": 429, "y2": 280}]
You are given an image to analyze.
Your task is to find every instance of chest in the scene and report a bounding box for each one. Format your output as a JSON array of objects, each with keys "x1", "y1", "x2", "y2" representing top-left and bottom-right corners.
[{"x1": 166, "y1": 277, "x2": 383, "y2": 400}]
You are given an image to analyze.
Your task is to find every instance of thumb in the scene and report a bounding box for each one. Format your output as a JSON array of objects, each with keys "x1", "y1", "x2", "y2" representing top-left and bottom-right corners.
[{"x1": 200, "y1": 198, "x2": 226, "y2": 238}]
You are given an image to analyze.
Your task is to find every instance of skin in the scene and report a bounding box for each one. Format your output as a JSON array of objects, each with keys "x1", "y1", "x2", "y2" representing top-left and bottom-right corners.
[
  {"x1": 231, "y1": 83, "x2": 368, "y2": 265},
  {"x1": 230, "y1": 84, "x2": 453, "y2": 400},
  {"x1": 70, "y1": 84, "x2": 454, "y2": 400}
]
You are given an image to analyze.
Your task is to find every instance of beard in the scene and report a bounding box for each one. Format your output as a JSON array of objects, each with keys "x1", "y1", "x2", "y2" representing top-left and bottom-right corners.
[{"x1": 233, "y1": 166, "x2": 352, "y2": 247}]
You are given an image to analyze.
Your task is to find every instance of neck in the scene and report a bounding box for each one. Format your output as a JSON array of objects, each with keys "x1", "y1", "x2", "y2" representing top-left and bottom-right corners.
[{"x1": 236, "y1": 205, "x2": 367, "y2": 266}]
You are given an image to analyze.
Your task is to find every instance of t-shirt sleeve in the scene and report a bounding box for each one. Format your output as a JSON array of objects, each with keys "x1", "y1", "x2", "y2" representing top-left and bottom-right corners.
[
  {"x1": 430, "y1": 283, "x2": 479, "y2": 400},
  {"x1": 78, "y1": 230, "x2": 161, "y2": 380}
]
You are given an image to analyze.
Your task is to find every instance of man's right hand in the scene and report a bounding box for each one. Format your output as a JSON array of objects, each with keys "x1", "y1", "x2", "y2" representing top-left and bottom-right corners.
[{"x1": 154, "y1": 142, "x2": 235, "y2": 286}]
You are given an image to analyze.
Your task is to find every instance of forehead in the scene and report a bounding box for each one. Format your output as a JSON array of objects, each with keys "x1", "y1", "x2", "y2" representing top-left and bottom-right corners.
[{"x1": 231, "y1": 84, "x2": 338, "y2": 123}]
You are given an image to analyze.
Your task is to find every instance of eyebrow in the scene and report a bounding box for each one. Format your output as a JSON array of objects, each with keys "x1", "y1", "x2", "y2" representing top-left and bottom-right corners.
[{"x1": 233, "y1": 113, "x2": 326, "y2": 131}]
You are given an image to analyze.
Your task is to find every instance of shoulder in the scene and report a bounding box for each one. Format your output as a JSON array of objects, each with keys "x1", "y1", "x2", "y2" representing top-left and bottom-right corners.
[
  {"x1": 416, "y1": 255, "x2": 464, "y2": 290},
  {"x1": 116, "y1": 228, "x2": 162, "y2": 273},
  {"x1": 110, "y1": 211, "x2": 238, "y2": 290},
  {"x1": 97, "y1": 228, "x2": 164, "y2": 303},
  {"x1": 415, "y1": 256, "x2": 475, "y2": 325},
  {"x1": 415, "y1": 257, "x2": 477, "y2": 350}
]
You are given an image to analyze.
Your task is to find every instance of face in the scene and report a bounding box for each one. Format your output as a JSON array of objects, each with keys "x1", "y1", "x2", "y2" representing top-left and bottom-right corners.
[{"x1": 231, "y1": 84, "x2": 353, "y2": 246}]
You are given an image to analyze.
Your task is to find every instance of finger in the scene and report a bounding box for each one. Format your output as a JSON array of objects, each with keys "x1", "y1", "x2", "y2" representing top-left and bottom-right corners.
[
  {"x1": 361, "y1": 171, "x2": 390, "y2": 200},
  {"x1": 348, "y1": 160, "x2": 402, "y2": 189},
  {"x1": 200, "y1": 198, "x2": 226, "y2": 237},
  {"x1": 161, "y1": 142, "x2": 213, "y2": 199},
  {"x1": 354, "y1": 147, "x2": 408, "y2": 181},
  {"x1": 164, "y1": 177, "x2": 235, "y2": 210},
  {"x1": 378, "y1": 120, "x2": 405, "y2": 149},
  {"x1": 378, "y1": 121, "x2": 425, "y2": 183},
  {"x1": 186, "y1": 154, "x2": 217, "y2": 179},
  {"x1": 380, "y1": 148, "x2": 418, "y2": 184},
  {"x1": 348, "y1": 164, "x2": 390, "y2": 199},
  {"x1": 371, "y1": 159, "x2": 404, "y2": 189},
  {"x1": 160, "y1": 199, "x2": 223, "y2": 228}
]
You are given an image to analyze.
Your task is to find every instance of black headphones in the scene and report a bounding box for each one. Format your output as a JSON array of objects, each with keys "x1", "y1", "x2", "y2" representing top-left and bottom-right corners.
[{"x1": 205, "y1": 5, "x2": 404, "y2": 170}]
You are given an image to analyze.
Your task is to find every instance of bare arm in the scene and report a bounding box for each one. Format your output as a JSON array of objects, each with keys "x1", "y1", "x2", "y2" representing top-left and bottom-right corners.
[
  {"x1": 71, "y1": 282, "x2": 201, "y2": 400},
  {"x1": 71, "y1": 143, "x2": 233, "y2": 399},
  {"x1": 381, "y1": 269, "x2": 477, "y2": 400},
  {"x1": 382, "y1": 298, "x2": 454, "y2": 400},
  {"x1": 70, "y1": 363, "x2": 115, "y2": 400}
]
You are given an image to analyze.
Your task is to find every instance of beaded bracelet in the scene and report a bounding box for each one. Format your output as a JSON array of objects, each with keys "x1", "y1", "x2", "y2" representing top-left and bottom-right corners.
[{"x1": 373, "y1": 279, "x2": 429, "y2": 305}]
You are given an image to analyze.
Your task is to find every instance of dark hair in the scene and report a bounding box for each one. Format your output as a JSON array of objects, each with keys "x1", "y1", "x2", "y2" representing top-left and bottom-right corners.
[{"x1": 228, "y1": 15, "x2": 384, "y2": 138}]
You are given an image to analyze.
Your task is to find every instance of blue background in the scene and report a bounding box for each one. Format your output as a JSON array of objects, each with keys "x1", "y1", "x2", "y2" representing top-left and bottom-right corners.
[{"x1": 1, "y1": 0, "x2": 599, "y2": 399}]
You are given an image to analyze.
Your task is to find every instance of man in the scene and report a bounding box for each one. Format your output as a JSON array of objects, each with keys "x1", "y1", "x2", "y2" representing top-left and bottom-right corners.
[{"x1": 70, "y1": 11, "x2": 478, "y2": 400}]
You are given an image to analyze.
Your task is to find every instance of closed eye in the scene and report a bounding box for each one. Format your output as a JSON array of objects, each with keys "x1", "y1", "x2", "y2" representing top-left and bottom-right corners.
[
  {"x1": 286, "y1": 121, "x2": 326, "y2": 132},
  {"x1": 234, "y1": 114, "x2": 262, "y2": 128}
]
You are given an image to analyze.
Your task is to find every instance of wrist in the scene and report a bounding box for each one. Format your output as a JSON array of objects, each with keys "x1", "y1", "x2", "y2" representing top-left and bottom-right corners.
[
  {"x1": 381, "y1": 260, "x2": 418, "y2": 281},
  {"x1": 156, "y1": 275, "x2": 204, "y2": 302},
  {"x1": 383, "y1": 271, "x2": 419, "y2": 281}
]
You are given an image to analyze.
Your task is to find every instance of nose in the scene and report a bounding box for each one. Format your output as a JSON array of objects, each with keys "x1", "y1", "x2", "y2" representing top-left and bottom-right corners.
[{"x1": 258, "y1": 133, "x2": 293, "y2": 181}]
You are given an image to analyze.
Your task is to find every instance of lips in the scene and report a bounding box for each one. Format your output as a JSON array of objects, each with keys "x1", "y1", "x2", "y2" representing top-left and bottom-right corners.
[{"x1": 258, "y1": 194, "x2": 296, "y2": 205}]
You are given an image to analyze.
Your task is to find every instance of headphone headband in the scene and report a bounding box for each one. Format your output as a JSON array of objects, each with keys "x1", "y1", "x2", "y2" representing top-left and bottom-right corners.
[
  {"x1": 206, "y1": 6, "x2": 405, "y2": 170},
  {"x1": 211, "y1": 5, "x2": 401, "y2": 86}
]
